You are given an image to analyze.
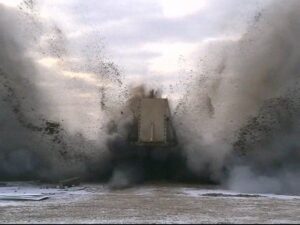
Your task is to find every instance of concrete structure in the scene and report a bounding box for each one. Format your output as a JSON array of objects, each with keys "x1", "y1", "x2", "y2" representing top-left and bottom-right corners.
[{"x1": 136, "y1": 98, "x2": 176, "y2": 146}]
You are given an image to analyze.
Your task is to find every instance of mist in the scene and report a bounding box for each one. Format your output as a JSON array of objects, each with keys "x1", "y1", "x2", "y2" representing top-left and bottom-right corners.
[
  {"x1": 0, "y1": 2, "x2": 122, "y2": 181},
  {"x1": 175, "y1": 0, "x2": 300, "y2": 194}
]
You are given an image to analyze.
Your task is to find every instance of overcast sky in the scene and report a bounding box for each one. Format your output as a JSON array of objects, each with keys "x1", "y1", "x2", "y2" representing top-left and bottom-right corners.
[
  {"x1": 0, "y1": 0, "x2": 272, "y2": 136},
  {"x1": 0, "y1": 0, "x2": 272, "y2": 95}
]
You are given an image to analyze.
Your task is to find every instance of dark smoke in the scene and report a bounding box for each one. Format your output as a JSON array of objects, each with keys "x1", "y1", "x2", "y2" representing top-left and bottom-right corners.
[{"x1": 106, "y1": 85, "x2": 188, "y2": 188}]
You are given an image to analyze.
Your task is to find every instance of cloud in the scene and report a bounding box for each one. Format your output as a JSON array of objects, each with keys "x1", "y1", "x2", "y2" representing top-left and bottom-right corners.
[
  {"x1": 161, "y1": 0, "x2": 208, "y2": 18},
  {"x1": 45, "y1": 0, "x2": 267, "y2": 85},
  {"x1": 0, "y1": 0, "x2": 272, "y2": 99}
]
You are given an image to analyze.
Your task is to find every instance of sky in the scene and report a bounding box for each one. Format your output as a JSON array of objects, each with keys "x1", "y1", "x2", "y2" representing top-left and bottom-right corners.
[
  {"x1": 0, "y1": 0, "x2": 270, "y2": 136},
  {"x1": 0, "y1": 0, "x2": 269, "y2": 91}
]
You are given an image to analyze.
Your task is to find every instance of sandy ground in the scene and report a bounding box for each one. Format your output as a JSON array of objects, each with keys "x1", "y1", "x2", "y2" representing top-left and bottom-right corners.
[{"x1": 0, "y1": 182, "x2": 299, "y2": 224}]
